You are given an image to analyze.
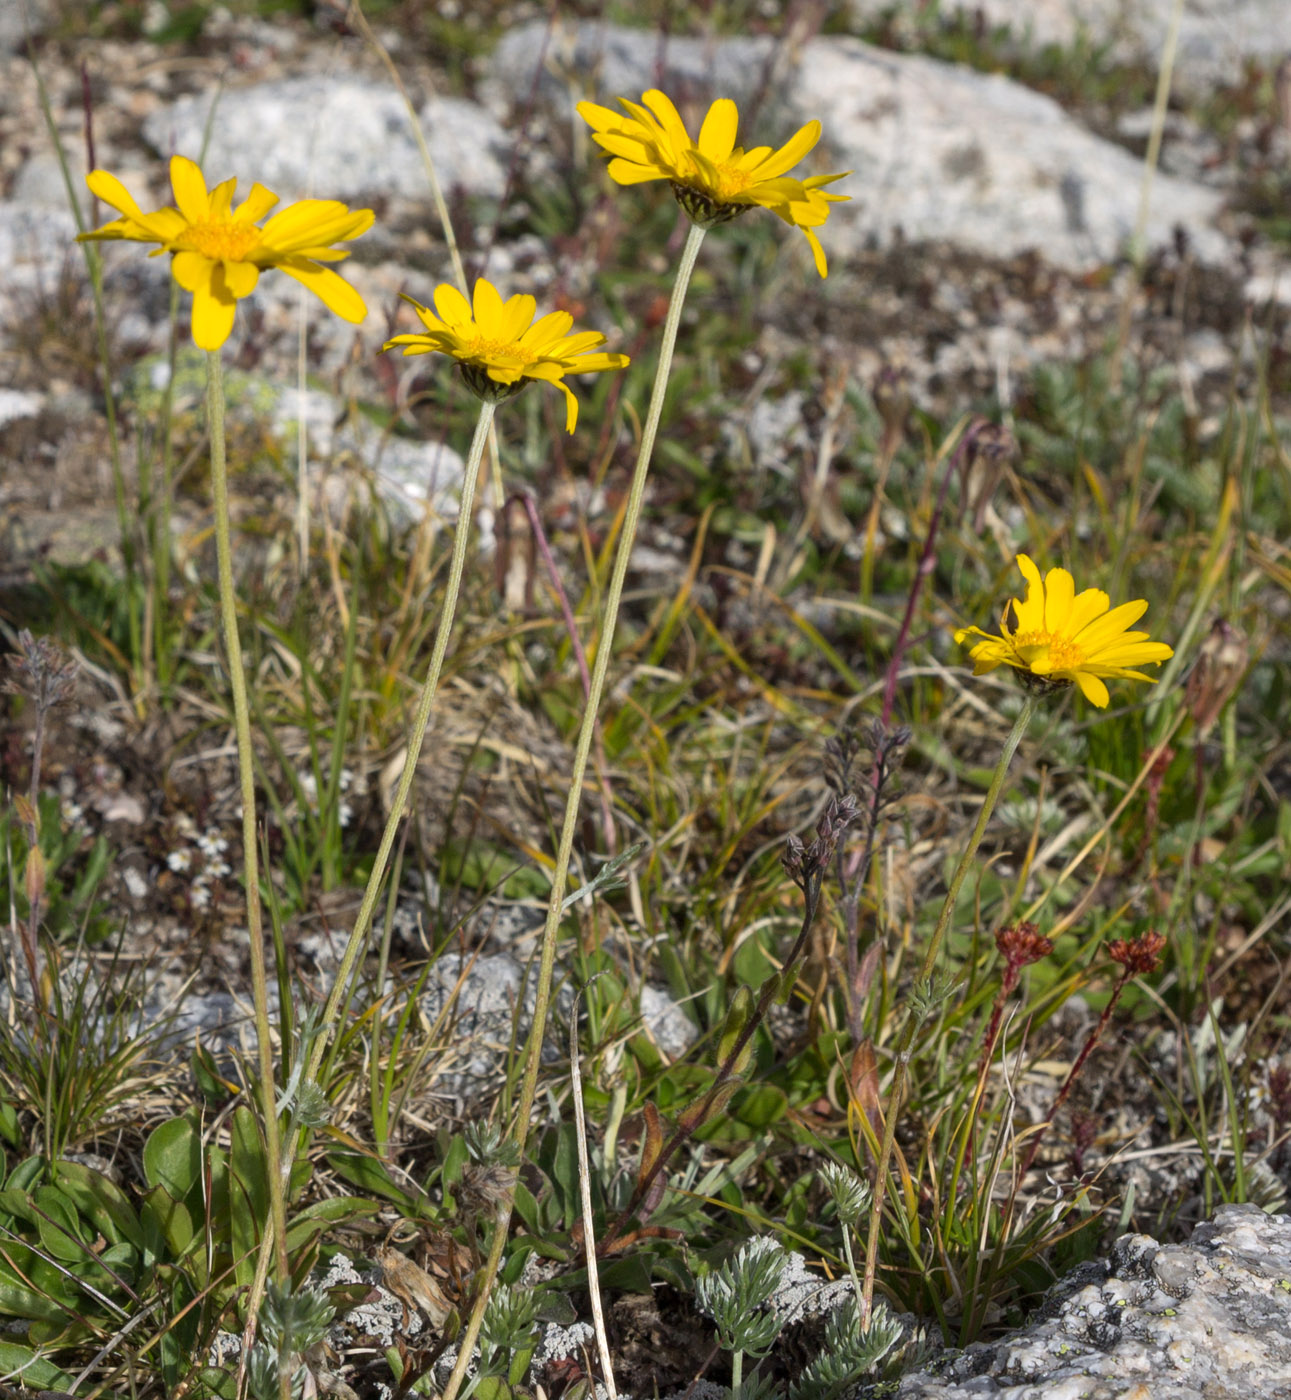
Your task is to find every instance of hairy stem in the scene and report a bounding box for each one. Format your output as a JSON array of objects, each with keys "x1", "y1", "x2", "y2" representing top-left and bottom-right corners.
[
  {"x1": 206, "y1": 351, "x2": 290, "y2": 1290},
  {"x1": 437, "y1": 221, "x2": 707, "y2": 1400}
]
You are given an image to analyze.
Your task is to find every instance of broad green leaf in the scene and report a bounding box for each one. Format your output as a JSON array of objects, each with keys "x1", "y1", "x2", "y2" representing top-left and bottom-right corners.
[
  {"x1": 0, "y1": 1339, "x2": 75, "y2": 1388},
  {"x1": 144, "y1": 1113, "x2": 201, "y2": 1201},
  {"x1": 53, "y1": 1160, "x2": 144, "y2": 1248}
]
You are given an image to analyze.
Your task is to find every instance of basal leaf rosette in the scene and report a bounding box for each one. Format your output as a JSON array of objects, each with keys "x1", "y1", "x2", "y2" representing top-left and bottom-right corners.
[
  {"x1": 382, "y1": 278, "x2": 629, "y2": 432},
  {"x1": 577, "y1": 89, "x2": 849, "y2": 277},
  {"x1": 954, "y1": 554, "x2": 1173, "y2": 708},
  {"x1": 79, "y1": 155, "x2": 374, "y2": 351}
]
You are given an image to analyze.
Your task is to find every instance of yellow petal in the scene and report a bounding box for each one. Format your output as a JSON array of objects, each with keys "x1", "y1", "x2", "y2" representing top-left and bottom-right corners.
[
  {"x1": 233, "y1": 183, "x2": 280, "y2": 223},
  {"x1": 189, "y1": 272, "x2": 237, "y2": 351},
  {"x1": 472, "y1": 278, "x2": 507, "y2": 336},
  {"x1": 207, "y1": 176, "x2": 238, "y2": 220},
  {"x1": 169, "y1": 155, "x2": 211, "y2": 226},
  {"x1": 222, "y1": 259, "x2": 259, "y2": 299},
  {"x1": 748, "y1": 120, "x2": 821, "y2": 181},
  {"x1": 640, "y1": 90, "x2": 692, "y2": 150},
  {"x1": 86, "y1": 169, "x2": 149, "y2": 223},
  {"x1": 1044, "y1": 567, "x2": 1075, "y2": 633},
  {"x1": 1075, "y1": 598, "x2": 1150, "y2": 649},
  {"x1": 276, "y1": 259, "x2": 367, "y2": 324},
  {"x1": 697, "y1": 99, "x2": 739, "y2": 164},
  {"x1": 1072, "y1": 671, "x2": 1110, "y2": 707},
  {"x1": 605, "y1": 157, "x2": 669, "y2": 185},
  {"x1": 803, "y1": 226, "x2": 828, "y2": 278},
  {"x1": 171, "y1": 249, "x2": 213, "y2": 293},
  {"x1": 1065, "y1": 587, "x2": 1110, "y2": 637},
  {"x1": 498, "y1": 293, "x2": 537, "y2": 342},
  {"x1": 433, "y1": 283, "x2": 474, "y2": 326},
  {"x1": 520, "y1": 310, "x2": 575, "y2": 348},
  {"x1": 1013, "y1": 555, "x2": 1046, "y2": 633}
]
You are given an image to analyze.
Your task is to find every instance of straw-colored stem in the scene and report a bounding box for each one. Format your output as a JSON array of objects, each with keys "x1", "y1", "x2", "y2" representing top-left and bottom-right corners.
[
  {"x1": 437, "y1": 220, "x2": 707, "y2": 1400},
  {"x1": 205, "y1": 352, "x2": 290, "y2": 1284},
  {"x1": 859, "y1": 691, "x2": 1036, "y2": 1326},
  {"x1": 307, "y1": 400, "x2": 496, "y2": 1081}
]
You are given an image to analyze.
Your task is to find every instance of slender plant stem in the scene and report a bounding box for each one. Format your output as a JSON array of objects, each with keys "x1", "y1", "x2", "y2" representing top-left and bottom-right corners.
[
  {"x1": 307, "y1": 401, "x2": 496, "y2": 1082},
  {"x1": 859, "y1": 691, "x2": 1036, "y2": 1326},
  {"x1": 437, "y1": 220, "x2": 707, "y2": 1400},
  {"x1": 516, "y1": 489, "x2": 616, "y2": 851},
  {"x1": 205, "y1": 352, "x2": 290, "y2": 1285}
]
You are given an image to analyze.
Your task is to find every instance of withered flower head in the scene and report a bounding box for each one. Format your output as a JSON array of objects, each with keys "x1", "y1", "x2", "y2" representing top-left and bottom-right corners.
[
  {"x1": 995, "y1": 921, "x2": 1054, "y2": 971},
  {"x1": 1107, "y1": 929, "x2": 1167, "y2": 976}
]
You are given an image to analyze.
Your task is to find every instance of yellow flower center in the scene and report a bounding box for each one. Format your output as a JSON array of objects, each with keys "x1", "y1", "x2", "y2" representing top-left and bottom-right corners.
[
  {"x1": 1011, "y1": 629, "x2": 1086, "y2": 672},
  {"x1": 700, "y1": 160, "x2": 754, "y2": 201},
  {"x1": 464, "y1": 335, "x2": 538, "y2": 365},
  {"x1": 185, "y1": 218, "x2": 261, "y2": 262}
]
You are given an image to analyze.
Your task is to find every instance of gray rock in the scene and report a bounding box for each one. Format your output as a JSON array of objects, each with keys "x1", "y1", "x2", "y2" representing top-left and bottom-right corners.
[
  {"x1": 141, "y1": 77, "x2": 509, "y2": 203},
  {"x1": 0, "y1": 0, "x2": 55, "y2": 53},
  {"x1": 270, "y1": 384, "x2": 468, "y2": 529},
  {"x1": 846, "y1": 0, "x2": 1291, "y2": 97},
  {"x1": 0, "y1": 388, "x2": 42, "y2": 426},
  {"x1": 487, "y1": 22, "x2": 1230, "y2": 272},
  {"x1": 894, "y1": 1203, "x2": 1291, "y2": 1398},
  {"x1": 639, "y1": 984, "x2": 698, "y2": 1059}
]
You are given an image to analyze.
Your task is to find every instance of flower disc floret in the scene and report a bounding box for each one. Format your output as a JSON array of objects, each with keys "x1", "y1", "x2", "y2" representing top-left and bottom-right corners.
[
  {"x1": 381, "y1": 278, "x2": 629, "y2": 432},
  {"x1": 954, "y1": 554, "x2": 1174, "y2": 708},
  {"x1": 78, "y1": 155, "x2": 374, "y2": 351},
  {"x1": 577, "y1": 89, "x2": 849, "y2": 276}
]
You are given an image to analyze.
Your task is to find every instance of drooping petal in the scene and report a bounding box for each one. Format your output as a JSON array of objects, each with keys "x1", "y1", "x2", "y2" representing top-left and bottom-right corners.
[
  {"x1": 1072, "y1": 670, "x2": 1110, "y2": 707},
  {"x1": 221, "y1": 259, "x2": 260, "y2": 299},
  {"x1": 189, "y1": 265, "x2": 237, "y2": 351},
  {"x1": 275, "y1": 258, "x2": 367, "y2": 323},
  {"x1": 171, "y1": 249, "x2": 213, "y2": 292}
]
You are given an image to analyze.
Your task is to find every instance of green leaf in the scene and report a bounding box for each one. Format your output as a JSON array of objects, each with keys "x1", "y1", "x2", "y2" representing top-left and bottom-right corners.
[
  {"x1": 230, "y1": 1107, "x2": 268, "y2": 1290},
  {"x1": 0, "y1": 1276, "x2": 74, "y2": 1323},
  {"x1": 53, "y1": 1160, "x2": 144, "y2": 1248},
  {"x1": 33, "y1": 1186, "x2": 88, "y2": 1263},
  {"x1": 730, "y1": 1083, "x2": 789, "y2": 1130},
  {"x1": 142, "y1": 1185, "x2": 195, "y2": 1258},
  {"x1": 0, "y1": 1103, "x2": 20, "y2": 1151},
  {"x1": 144, "y1": 1113, "x2": 201, "y2": 1201},
  {"x1": 0, "y1": 1338, "x2": 76, "y2": 1388},
  {"x1": 325, "y1": 1151, "x2": 418, "y2": 1210}
]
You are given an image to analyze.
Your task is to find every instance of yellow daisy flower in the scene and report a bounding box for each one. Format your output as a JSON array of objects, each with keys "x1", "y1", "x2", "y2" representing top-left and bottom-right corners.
[
  {"x1": 954, "y1": 555, "x2": 1174, "y2": 708},
  {"x1": 382, "y1": 279, "x2": 629, "y2": 433},
  {"x1": 577, "y1": 89, "x2": 849, "y2": 277},
  {"x1": 78, "y1": 155, "x2": 373, "y2": 351}
]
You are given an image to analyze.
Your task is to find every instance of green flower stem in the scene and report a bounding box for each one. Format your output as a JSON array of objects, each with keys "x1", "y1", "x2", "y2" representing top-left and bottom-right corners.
[
  {"x1": 306, "y1": 400, "x2": 497, "y2": 1083},
  {"x1": 437, "y1": 220, "x2": 707, "y2": 1400},
  {"x1": 859, "y1": 690, "x2": 1037, "y2": 1327},
  {"x1": 205, "y1": 351, "x2": 290, "y2": 1284}
]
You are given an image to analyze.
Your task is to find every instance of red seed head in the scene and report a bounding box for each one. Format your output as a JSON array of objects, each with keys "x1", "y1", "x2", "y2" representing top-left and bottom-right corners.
[
  {"x1": 1107, "y1": 929, "x2": 1167, "y2": 975},
  {"x1": 995, "y1": 921, "x2": 1054, "y2": 971}
]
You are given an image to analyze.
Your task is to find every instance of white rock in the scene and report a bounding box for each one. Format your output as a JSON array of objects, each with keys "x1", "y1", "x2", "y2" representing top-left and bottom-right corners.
[
  {"x1": 846, "y1": 0, "x2": 1291, "y2": 96},
  {"x1": 488, "y1": 22, "x2": 1230, "y2": 272},
  {"x1": 142, "y1": 77, "x2": 509, "y2": 203},
  {"x1": 0, "y1": 388, "x2": 43, "y2": 427}
]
